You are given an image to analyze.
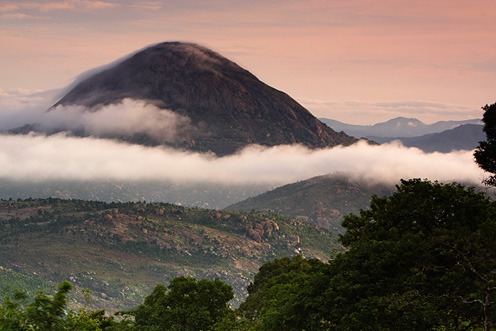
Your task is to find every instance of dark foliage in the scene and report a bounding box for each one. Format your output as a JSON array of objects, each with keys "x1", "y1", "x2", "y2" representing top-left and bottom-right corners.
[
  {"x1": 321, "y1": 179, "x2": 496, "y2": 330},
  {"x1": 475, "y1": 103, "x2": 496, "y2": 186},
  {"x1": 132, "y1": 277, "x2": 233, "y2": 331}
]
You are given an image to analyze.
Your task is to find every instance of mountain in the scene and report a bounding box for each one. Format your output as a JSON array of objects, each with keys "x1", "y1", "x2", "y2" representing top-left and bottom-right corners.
[
  {"x1": 0, "y1": 198, "x2": 339, "y2": 311},
  {"x1": 51, "y1": 42, "x2": 356, "y2": 155},
  {"x1": 225, "y1": 173, "x2": 394, "y2": 232},
  {"x1": 320, "y1": 117, "x2": 481, "y2": 139},
  {"x1": 370, "y1": 124, "x2": 484, "y2": 152}
]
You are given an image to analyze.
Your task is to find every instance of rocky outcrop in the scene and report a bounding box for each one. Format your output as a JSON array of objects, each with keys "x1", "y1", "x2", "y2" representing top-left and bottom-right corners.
[{"x1": 245, "y1": 219, "x2": 279, "y2": 242}]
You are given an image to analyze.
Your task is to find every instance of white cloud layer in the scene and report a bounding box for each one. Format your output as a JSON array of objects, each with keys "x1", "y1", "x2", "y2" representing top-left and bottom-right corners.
[
  {"x1": 0, "y1": 93, "x2": 195, "y2": 143},
  {"x1": 0, "y1": 91, "x2": 485, "y2": 187},
  {"x1": 46, "y1": 100, "x2": 195, "y2": 143},
  {"x1": 0, "y1": 134, "x2": 484, "y2": 185}
]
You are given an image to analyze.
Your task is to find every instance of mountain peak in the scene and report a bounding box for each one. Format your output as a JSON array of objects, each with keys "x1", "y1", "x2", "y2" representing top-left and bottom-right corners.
[
  {"x1": 55, "y1": 41, "x2": 246, "y2": 109},
  {"x1": 53, "y1": 42, "x2": 356, "y2": 155},
  {"x1": 381, "y1": 117, "x2": 424, "y2": 126}
]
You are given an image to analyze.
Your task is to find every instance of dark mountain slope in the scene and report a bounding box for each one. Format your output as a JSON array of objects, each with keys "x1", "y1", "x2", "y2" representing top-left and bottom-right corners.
[{"x1": 54, "y1": 42, "x2": 356, "y2": 155}]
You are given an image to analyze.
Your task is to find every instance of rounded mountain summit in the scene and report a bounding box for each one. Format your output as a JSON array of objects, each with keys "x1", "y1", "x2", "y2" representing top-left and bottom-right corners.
[{"x1": 54, "y1": 42, "x2": 356, "y2": 155}]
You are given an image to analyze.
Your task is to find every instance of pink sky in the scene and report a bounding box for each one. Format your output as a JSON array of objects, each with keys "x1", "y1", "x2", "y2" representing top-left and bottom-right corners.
[{"x1": 0, "y1": 0, "x2": 495, "y2": 124}]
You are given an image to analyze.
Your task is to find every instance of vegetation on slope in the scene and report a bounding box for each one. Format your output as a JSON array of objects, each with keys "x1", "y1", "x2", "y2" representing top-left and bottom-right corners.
[
  {"x1": 0, "y1": 197, "x2": 339, "y2": 311},
  {"x1": 226, "y1": 173, "x2": 393, "y2": 231}
]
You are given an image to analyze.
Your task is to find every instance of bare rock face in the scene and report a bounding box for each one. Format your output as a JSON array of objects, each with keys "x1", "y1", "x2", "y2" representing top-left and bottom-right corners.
[{"x1": 54, "y1": 42, "x2": 356, "y2": 155}]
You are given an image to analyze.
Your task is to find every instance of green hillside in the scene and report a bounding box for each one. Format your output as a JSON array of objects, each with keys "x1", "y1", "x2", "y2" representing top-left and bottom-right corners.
[
  {"x1": 0, "y1": 198, "x2": 339, "y2": 311},
  {"x1": 226, "y1": 173, "x2": 394, "y2": 232}
]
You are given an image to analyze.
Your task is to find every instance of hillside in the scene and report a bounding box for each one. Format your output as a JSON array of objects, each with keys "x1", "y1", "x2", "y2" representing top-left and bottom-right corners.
[
  {"x1": 225, "y1": 173, "x2": 394, "y2": 231},
  {"x1": 0, "y1": 198, "x2": 339, "y2": 311},
  {"x1": 47, "y1": 42, "x2": 356, "y2": 155}
]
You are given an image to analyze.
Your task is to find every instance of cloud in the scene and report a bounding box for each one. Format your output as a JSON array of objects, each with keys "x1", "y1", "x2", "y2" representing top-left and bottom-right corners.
[
  {"x1": 23, "y1": 1, "x2": 116, "y2": 11},
  {"x1": 0, "y1": 4, "x2": 18, "y2": 12},
  {"x1": 79, "y1": 1, "x2": 116, "y2": 10},
  {"x1": 0, "y1": 90, "x2": 485, "y2": 187},
  {"x1": 0, "y1": 134, "x2": 484, "y2": 186},
  {"x1": 0, "y1": 92, "x2": 196, "y2": 143},
  {"x1": 0, "y1": 0, "x2": 116, "y2": 19},
  {"x1": 0, "y1": 12, "x2": 40, "y2": 20},
  {"x1": 45, "y1": 99, "x2": 196, "y2": 143},
  {"x1": 0, "y1": 89, "x2": 60, "y2": 130},
  {"x1": 129, "y1": 1, "x2": 161, "y2": 11}
]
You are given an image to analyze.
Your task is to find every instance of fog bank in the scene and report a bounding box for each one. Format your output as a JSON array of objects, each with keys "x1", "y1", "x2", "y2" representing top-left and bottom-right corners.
[
  {"x1": 0, "y1": 134, "x2": 483, "y2": 185},
  {"x1": 0, "y1": 90, "x2": 485, "y2": 187}
]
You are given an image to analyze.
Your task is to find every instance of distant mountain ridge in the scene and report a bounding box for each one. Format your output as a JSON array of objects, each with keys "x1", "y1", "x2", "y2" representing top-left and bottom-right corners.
[
  {"x1": 48, "y1": 42, "x2": 356, "y2": 155},
  {"x1": 320, "y1": 117, "x2": 481, "y2": 138},
  {"x1": 371, "y1": 124, "x2": 484, "y2": 152}
]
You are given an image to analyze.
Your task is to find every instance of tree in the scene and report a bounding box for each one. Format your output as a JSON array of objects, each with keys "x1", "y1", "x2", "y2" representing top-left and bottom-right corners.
[
  {"x1": 238, "y1": 255, "x2": 328, "y2": 331},
  {"x1": 133, "y1": 276, "x2": 233, "y2": 331},
  {"x1": 24, "y1": 281, "x2": 72, "y2": 331},
  {"x1": 0, "y1": 282, "x2": 124, "y2": 331},
  {"x1": 0, "y1": 291, "x2": 29, "y2": 330},
  {"x1": 474, "y1": 102, "x2": 496, "y2": 185},
  {"x1": 318, "y1": 179, "x2": 496, "y2": 330}
]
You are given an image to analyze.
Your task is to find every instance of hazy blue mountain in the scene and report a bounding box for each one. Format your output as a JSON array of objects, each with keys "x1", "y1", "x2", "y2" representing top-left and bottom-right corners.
[
  {"x1": 320, "y1": 117, "x2": 481, "y2": 138},
  {"x1": 370, "y1": 124, "x2": 484, "y2": 152}
]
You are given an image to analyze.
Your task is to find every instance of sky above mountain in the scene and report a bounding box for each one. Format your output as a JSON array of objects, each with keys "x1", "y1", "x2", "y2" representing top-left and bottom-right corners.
[{"x1": 1, "y1": 0, "x2": 494, "y2": 124}]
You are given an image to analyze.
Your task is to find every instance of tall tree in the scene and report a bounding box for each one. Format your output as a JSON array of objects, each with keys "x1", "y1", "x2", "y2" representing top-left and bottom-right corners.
[
  {"x1": 318, "y1": 179, "x2": 496, "y2": 330},
  {"x1": 474, "y1": 102, "x2": 496, "y2": 185},
  {"x1": 238, "y1": 255, "x2": 327, "y2": 331},
  {"x1": 133, "y1": 276, "x2": 233, "y2": 331}
]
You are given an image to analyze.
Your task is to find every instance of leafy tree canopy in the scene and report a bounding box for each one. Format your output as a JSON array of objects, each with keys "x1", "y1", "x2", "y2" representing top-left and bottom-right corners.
[
  {"x1": 320, "y1": 179, "x2": 496, "y2": 330},
  {"x1": 474, "y1": 102, "x2": 496, "y2": 185},
  {"x1": 238, "y1": 255, "x2": 327, "y2": 330},
  {"x1": 3, "y1": 179, "x2": 496, "y2": 330},
  {"x1": 132, "y1": 276, "x2": 233, "y2": 331},
  {"x1": 0, "y1": 281, "x2": 122, "y2": 330}
]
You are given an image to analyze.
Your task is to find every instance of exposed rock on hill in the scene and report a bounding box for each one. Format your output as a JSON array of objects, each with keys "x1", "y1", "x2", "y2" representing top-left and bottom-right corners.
[
  {"x1": 54, "y1": 42, "x2": 356, "y2": 155},
  {"x1": 0, "y1": 198, "x2": 339, "y2": 310}
]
